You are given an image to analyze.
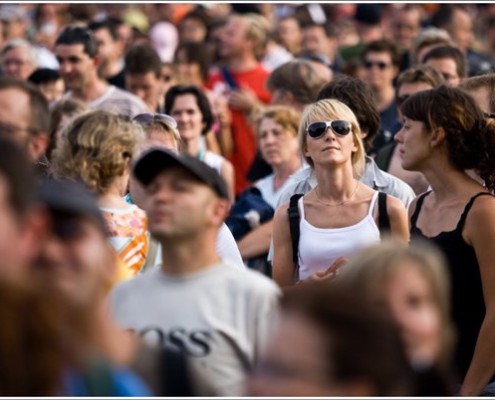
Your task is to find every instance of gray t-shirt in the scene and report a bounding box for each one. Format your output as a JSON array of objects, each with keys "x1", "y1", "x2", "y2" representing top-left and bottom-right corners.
[{"x1": 110, "y1": 261, "x2": 280, "y2": 396}]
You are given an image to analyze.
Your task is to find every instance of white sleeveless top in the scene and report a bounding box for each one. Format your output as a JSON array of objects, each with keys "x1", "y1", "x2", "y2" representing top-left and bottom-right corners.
[
  {"x1": 203, "y1": 150, "x2": 225, "y2": 174},
  {"x1": 298, "y1": 191, "x2": 381, "y2": 281}
]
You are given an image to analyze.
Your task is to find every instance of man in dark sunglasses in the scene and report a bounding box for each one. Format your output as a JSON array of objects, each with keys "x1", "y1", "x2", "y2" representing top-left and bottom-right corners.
[{"x1": 360, "y1": 39, "x2": 401, "y2": 153}]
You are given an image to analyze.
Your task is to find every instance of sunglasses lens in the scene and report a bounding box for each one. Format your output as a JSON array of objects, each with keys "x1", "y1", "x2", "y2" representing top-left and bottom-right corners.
[
  {"x1": 133, "y1": 113, "x2": 177, "y2": 129},
  {"x1": 307, "y1": 122, "x2": 327, "y2": 138},
  {"x1": 158, "y1": 114, "x2": 178, "y2": 129},
  {"x1": 133, "y1": 113, "x2": 153, "y2": 125},
  {"x1": 331, "y1": 120, "x2": 351, "y2": 136}
]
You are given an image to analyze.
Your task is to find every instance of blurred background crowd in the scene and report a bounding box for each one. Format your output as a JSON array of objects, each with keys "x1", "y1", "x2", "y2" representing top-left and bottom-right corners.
[{"x1": 2, "y1": 2, "x2": 495, "y2": 397}]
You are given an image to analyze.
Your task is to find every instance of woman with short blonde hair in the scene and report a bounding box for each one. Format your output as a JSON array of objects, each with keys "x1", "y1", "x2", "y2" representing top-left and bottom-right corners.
[{"x1": 272, "y1": 99, "x2": 408, "y2": 286}]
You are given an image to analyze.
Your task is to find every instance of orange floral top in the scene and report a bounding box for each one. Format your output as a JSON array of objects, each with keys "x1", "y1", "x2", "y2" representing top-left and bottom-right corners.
[{"x1": 101, "y1": 204, "x2": 149, "y2": 278}]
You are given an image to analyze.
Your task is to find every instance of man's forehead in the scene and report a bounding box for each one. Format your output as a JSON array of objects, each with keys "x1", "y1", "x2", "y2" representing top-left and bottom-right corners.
[
  {"x1": 365, "y1": 51, "x2": 392, "y2": 60},
  {"x1": 55, "y1": 43, "x2": 88, "y2": 56},
  {"x1": 3, "y1": 46, "x2": 29, "y2": 56}
]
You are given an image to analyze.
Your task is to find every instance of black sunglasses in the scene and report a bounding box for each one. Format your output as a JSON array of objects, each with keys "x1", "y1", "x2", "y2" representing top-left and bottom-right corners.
[
  {"x1": 133, "y1": 113, "x2": 177, "y2": 129},
  {"x1": 306, "y1": 120, "x2": 352, "y2": 139},
  {"x1": 363, "y1": 60, "x2": 390, "y2": 70}
]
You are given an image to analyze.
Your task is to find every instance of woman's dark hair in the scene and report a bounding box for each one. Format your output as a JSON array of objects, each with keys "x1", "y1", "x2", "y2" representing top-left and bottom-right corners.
[
  {"x1": 317, "y1": 75, "x2": 380, "y2": 152},
  {"x1": 164, "y1": 85, "x2": 214, "y2": 135},
  {"x1": 174, "y1": 42, "x2": 214, "y2": 82},
  {"x1": 401, "y1": 85, "x2": 495, "y2": 191}
]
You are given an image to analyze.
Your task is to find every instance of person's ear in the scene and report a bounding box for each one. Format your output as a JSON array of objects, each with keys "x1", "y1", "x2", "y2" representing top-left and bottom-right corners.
[
  {"x1": 92, "y1": 54, "x2": 100, "y2": 70},
  {"x1": 28, "y1": 132, "x2": 49, "y2": 163},
  {"x1": 210, "y1": 197, "x2": 230, "y2": 226},
  {"x1": 430, "y1": 126, "x2": 446, "y2": 148}
]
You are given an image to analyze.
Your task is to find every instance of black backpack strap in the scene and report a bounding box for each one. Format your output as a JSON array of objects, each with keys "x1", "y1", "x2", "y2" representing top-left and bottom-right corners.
[
  {"x1": 288, "y1": 194, "x2": 304, "y2": 266},
  {"x1": 378, "y1": 192, "x2": 391, "y2": 232}
]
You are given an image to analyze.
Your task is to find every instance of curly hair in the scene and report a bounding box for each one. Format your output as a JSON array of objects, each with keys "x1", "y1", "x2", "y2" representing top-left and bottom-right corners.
[
  {"x1": 401, "y1": 85, "x2": 495, "y2": 191},
  {"x1": 52, "y1": 109, "x2": 144, "y2": 194}
]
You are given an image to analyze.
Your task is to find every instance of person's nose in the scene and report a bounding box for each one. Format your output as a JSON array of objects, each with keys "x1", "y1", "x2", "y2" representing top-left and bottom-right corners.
[
  {"x1": 395, "y1": 128, "x2": 404, "y2": 143},
  {"x1": 58, "y1": 60, "x2": 72, "y2": 76}
]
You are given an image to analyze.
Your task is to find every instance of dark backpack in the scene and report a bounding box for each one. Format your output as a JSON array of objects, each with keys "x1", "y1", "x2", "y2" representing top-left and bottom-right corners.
[{"x1": 288, "y1": 191, "x2": 391, "y2": 273}]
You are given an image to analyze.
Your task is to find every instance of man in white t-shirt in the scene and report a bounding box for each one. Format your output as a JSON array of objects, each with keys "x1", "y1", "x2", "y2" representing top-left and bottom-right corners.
[
  {"x1": 54, "y1": 26, "x2": 149, "y2": 117},
  {"x1": 110, "y1": 149, "x2": 280, "y2": 396}
]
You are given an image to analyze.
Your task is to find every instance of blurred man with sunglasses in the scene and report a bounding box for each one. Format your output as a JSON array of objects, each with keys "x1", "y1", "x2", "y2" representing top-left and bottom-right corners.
[{"x1": 360, "y1": 39, "x2": 401, "y2": 154}]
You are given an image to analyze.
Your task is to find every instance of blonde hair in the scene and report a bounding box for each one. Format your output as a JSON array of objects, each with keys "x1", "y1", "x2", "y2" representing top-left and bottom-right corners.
[
  {"x1": 141, "y1": 120, "x2": 181, "y2": 150},
  {"x1": 298, "y1": 98, "x2": 365, "y2": 177},
  {"x1": 336, "y1": 240, "x2": 455, "y2": 368},
  {"x1": 238, "y1": 13, "x2": 269, "y2": 60},
  {"x1": 53, "y1": 110, "x2": 144, "y2": 194},
  {"x1": 254, "y1": 105, "x2": 301, "y2": 139}
]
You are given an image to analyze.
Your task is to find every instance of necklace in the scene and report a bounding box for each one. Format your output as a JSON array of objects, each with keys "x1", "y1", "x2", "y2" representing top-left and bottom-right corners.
[{"x1": 314, "y1": 181, "x2": 360, "y2": 207}]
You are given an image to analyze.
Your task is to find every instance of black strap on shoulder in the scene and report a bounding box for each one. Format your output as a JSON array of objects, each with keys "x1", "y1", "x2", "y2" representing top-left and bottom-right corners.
[
  {"x1": 410, "y1": 191, "x2": 432, "y2": 229},
  {"x1": 457, "y1": 192, "x2": 494, "y2": 231},
  {"x1": 378, "y1": 192, "x2": 391, "y2": 232},
  {"x1": 288, "y1": 194, "x2": 303, "y2": 266}
]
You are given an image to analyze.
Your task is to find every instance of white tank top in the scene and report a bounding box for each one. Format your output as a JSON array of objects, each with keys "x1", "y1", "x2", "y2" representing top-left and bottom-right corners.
[
  {"x1": 298, "y1": 191, "x2": 381, "y2": 281},
  {"x1": 203, "y1": 150, "x2": 225, "y2": 174}
]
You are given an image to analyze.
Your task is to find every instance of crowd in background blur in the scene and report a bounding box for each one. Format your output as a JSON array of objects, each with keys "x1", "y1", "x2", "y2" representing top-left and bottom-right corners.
[{"x1": 2, "y1": 2, "x2": 495, "y2": 397}]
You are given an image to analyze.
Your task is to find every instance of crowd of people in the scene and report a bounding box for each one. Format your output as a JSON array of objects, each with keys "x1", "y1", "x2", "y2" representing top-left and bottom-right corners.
[{"x1": 2, "y1": 2, "x2": 495, "y2": 396}]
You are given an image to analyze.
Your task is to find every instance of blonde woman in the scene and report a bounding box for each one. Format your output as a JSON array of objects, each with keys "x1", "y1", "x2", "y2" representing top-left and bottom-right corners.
[
  {"x1": 272, "y1": 99, "x2": 408, "y2": 286},
  {"x1": 237, "y1": 105, "x2": 303, "y2": 263},
  {"x1": 53, "y1": 109, "x2": 147, "y2": 277}
]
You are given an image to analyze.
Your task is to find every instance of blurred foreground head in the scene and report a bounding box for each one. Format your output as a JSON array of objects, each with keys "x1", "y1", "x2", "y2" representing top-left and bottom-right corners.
[
  {"x1": 248, "y1": 282, "x2": 415, "y2": 396},
  {"x1": 0, "y1": 137, "x2": 42, "y2": 280},
  {"x1": 34, "y1": 179, "x2": 117, "y2": 304}
]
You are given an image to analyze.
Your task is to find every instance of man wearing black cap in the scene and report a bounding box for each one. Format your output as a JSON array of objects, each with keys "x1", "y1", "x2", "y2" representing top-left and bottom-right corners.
[
  {"x1": 110, "y1": 149, "x2": 280, "y2": 396},
  {"x1": 35, "y1": 179, "x2": 118, "y2": 302}
]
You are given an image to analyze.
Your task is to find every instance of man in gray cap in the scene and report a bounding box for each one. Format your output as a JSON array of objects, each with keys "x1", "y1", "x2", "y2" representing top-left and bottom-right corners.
[{"x1": 110, "y1": 149, "x2": 280, "y2": 396}]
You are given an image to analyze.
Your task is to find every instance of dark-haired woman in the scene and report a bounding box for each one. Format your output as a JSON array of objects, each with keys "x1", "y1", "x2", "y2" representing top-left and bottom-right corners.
[
  {"x1": 165, "y1": 84, "x2": 235, "y2": 202},
  {"x1": 395, "y1": 85, "x2": 495, "y2": 395}
]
